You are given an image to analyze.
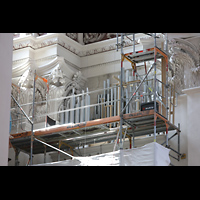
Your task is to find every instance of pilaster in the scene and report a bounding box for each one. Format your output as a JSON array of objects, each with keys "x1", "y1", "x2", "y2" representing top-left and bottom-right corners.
[{"x1": 183, "y1": 86, "x2": 200, "y2": 165}]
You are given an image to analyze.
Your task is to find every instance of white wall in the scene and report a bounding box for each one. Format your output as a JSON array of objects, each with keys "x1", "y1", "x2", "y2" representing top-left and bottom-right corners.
[
  {"x1": 169, "y1": 87, "x2": 200, "y2": 166},
  {"x1": 0, "y1": 34, "x2": 13, "y2": 165},
  {"x1": 169, "y1": 94, "x2": 188, "y2": 165}
]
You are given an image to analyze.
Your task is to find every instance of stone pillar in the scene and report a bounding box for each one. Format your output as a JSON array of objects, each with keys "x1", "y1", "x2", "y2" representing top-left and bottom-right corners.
[
  {"x1": 183, "y1": 86, "x2": 200, "y2": 165},
  {"x1": 0, "y1": 33, "x2": 13, "y2": 165}
]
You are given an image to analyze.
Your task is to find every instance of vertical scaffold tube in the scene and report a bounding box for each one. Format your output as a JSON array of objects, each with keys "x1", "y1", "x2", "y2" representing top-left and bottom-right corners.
[
  {"x1": 125, "y1": 70, "x2": 129, "y2": 114},
  {"x1": 165, "y1": 33, "x2": 169, "y2": 147},
  {"x1": 119, "y1": 59, "x2": 123, "y2": 147},
  {"x1": 30, "y1": 70, "x2": 36, "y2": 165},
  {"x1": 119, "y1": 33, "x2": 124, "y2": 154},
  {"x1": 154, "y1": 33, "x2": 157, "y2": 143},
  {"x1": 113, "y1": 86, "x2": 117, "y2": 127},
  {"x1": 117, "y1": 75, "x2": 120, "y2": 116}
]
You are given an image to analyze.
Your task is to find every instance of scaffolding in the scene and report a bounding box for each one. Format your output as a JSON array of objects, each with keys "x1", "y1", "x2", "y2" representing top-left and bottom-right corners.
[
  {"x1": 9, "y1": 33, "x2": 182, "y2": 165},
  {"x1": 116, "y1": 33, "x2": 181, "y2": 162}
]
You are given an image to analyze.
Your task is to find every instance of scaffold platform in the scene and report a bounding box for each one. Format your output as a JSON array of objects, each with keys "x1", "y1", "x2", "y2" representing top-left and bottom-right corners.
[{"x1": 10, "y1": 109, "x2": 180, "y2": 155}]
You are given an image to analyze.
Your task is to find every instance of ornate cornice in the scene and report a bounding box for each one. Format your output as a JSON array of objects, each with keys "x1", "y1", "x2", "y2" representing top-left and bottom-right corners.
[
  {"x1": 13, "y1": 33, "x2": 82, "y2": 55},
  {"x1": 13, "y1": 33, "x2": 142, "y2": 57}
]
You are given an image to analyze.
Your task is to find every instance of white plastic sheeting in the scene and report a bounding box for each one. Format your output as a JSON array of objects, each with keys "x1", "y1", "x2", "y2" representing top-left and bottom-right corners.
[
  {"x1": 36, "y1": 142, "x2": 171, "y2": 166},
  {"x1": 120, "y1": 142, "x2": 171, "y2": 166}
]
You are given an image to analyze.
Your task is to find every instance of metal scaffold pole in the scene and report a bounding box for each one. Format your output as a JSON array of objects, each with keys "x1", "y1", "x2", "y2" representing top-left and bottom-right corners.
[
  {"x1": 153, "y1": 33, "x2": 157, "y2": 143},
  {"x1": 30, "y1": 70, "x2": 36, "y2": 165},
  {"x1": 119, "y1": 33, "x2": 125, "y2": 165},
  {"x1": 119, "y1": 33, "x2": 124, "y2": 152},
  {"x1": 165, "y1": 33, "x2": 169, "y2": 147}
]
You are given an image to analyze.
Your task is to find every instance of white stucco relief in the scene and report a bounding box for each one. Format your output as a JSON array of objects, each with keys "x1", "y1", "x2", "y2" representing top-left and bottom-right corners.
[
  {"x1": 11, "y1": 55, "x2": 87, "y2": 127},
  {"x1": 168, "y1": 37, "x2": 200, "y2": 94}
]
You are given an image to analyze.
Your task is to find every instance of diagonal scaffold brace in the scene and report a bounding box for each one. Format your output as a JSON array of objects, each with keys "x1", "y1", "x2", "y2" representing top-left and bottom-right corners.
[{"x1": 120, "y1": 62, "x2": 155, "y2": 115}]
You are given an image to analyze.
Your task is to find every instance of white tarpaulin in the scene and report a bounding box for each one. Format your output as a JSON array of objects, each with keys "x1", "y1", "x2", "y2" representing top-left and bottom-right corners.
[
  {"x1": 36, "y1": 142, "x2": 171, "y2": 166},
  {"x1": 120, "y1": 142, "x2": 171, "y2": 166}
]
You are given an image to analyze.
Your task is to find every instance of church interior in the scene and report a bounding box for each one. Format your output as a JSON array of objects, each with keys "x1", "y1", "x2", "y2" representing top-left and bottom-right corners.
[{"x1": 1, "y1": 33, "x2": 200, "y2": 166}]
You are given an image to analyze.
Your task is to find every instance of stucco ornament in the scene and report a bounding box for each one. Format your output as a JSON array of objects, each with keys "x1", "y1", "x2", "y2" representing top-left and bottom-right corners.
[
  {"x1": 83, "y1": 33, "x2": 106, "y2": 44},
  {"x1": 49, "y1": 65, "x2": 66, "y2": 86},
  {"x1": 168, "y1": 38, "x2": 200, "y2": 93}
]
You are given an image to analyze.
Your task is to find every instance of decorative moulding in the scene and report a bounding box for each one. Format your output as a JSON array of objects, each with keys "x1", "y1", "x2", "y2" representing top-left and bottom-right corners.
[
  {"x1": 182, "y1": 86, "x2": 200, "y2": 95},
  {"x1": 13, "y1": 33, "x2": 144, "y2": 58}
]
